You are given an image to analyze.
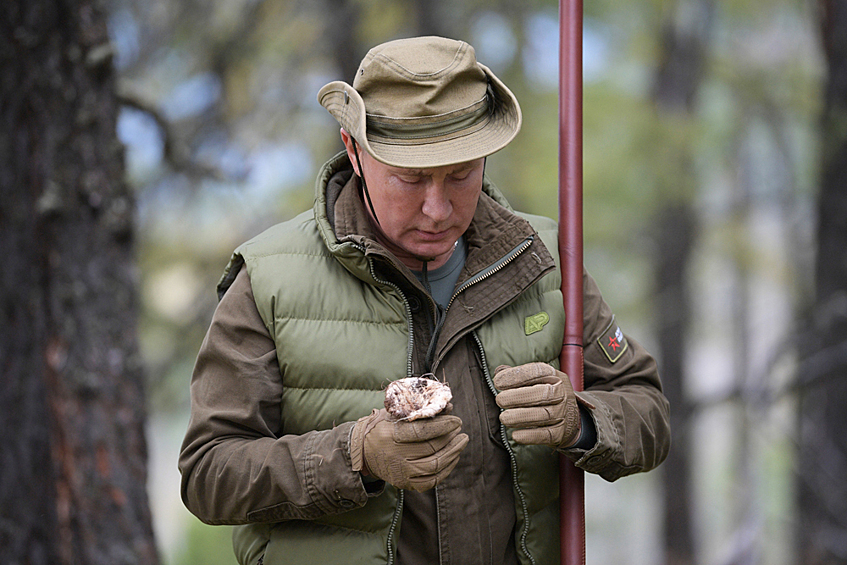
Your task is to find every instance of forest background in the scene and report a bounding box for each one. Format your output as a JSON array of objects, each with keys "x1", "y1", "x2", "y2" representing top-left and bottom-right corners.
[{"x1": 2, "y1": 0, "x2": 845, "y2": 564}]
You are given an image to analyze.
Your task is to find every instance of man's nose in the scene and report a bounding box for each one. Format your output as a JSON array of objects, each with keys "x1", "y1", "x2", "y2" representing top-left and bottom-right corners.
[{"x1": 421, "y1": 181, "x2": 452, "y2": 222}]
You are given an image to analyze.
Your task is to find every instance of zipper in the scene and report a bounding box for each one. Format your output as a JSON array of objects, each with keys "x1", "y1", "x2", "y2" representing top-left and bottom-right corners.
[
  {"x1": 428, "y1": 234, "x2": 535, "y2": 374},
  {"x1": 435, "y1": 487, "x2": 445, "y2": 565},
  {"x1": 473, "y1": 331, "x2": 537, "y2": 565},
  {"x1": 427, "y1": 235, "x2": 535, "y2": 374},
  {"x1": 354, "y1": 243, "x2": 415, "y2": 379},
  {"x1": 446, "y1": 236, "x2": 534, "y2": 312},
  {"x1": 352, "y1": 244, "x2": 412, "y2": 564},
  {"x1": 385, "y1": 490, "x2": 404, "y2": 565}
]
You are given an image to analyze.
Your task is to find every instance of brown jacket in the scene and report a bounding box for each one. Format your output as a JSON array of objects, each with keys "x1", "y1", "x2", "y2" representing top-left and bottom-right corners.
[{"x1": 179, "y1": 159, "x2": 670, "y2": 565}]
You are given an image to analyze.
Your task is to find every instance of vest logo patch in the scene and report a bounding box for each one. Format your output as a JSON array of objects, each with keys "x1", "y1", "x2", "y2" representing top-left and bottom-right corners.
[
  {"x1": 598, "y1": 319, "x2": 628, "y2": 363},
  {"x1": 525, "y1": 311, "x2": 550, "y2": 335}
]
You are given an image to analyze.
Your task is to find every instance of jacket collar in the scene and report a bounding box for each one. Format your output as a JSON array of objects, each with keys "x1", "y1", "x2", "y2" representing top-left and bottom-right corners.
[{"x1": 313, "y1": 152, "x2": 555, "y2": 299}]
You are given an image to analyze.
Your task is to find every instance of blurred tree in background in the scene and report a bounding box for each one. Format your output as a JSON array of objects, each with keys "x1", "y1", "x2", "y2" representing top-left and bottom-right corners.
[
  {"x1": 649, "y1": 2, "x2": 714, "y2": 564},
  {"x1": 797, "y1": 3, "x2": 847, "y2": 564}
]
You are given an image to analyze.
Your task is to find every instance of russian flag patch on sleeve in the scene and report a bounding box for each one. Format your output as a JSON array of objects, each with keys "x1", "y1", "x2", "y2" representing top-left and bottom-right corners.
[{"x1": 598, "y1": 318, "x2": 628, "y2": 363}]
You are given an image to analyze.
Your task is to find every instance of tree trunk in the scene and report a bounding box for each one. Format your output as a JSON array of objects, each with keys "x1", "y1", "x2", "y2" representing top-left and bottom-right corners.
[
  {"x1": 650, "y1": 1, "x2": 714, "y2": 564},
  {"x1": 655, "y1": 202, "x2": 697, "y2": 565},
  {"x1": 412, "y1": 0, "x2": 443, "y2": 37},
  {"x1": 325, "y1": 0, "x2": 363, "y2": 82},
  {"x1": 0, "y1": 0, "x2": 159, "y2": 564},
  {"x1": 796, "y1": 3, "x2": 847, "y2": 564}
]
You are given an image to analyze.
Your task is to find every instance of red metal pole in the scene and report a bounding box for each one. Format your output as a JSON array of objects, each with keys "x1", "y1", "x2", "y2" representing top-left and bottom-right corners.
[{"x1": 558, "y1": 1, "x2": 585, "y2": 565}]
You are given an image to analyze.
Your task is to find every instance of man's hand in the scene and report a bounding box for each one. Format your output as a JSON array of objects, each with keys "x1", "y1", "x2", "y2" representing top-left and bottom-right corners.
[
  {"x1": 493, "y1": 363, "x2": 581, "y2": 448},
  {"x1": 349, "y1": 409, "x2": 469, "y2": 492}
]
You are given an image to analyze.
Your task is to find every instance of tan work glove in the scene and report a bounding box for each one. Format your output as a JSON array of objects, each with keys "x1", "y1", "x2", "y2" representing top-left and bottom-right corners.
[
  {"x1": 493, "y1": 362, "x2": 581, "y2": 448},
  {"x1": 349, "y1": 409, "x2": 469, "y2": 492}
]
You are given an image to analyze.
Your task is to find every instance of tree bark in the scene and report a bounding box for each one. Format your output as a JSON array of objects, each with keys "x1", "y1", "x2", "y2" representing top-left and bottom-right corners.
[
  {"x1": 796, "y1": 2, "x2": 847, "y2": 564},
  {"x1": 0, "y1": 0, "x2": 159, "y2": 563}
]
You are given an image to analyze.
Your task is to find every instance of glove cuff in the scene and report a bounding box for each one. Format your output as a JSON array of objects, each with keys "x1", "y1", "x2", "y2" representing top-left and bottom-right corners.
[
  {"x1": 349, "y1": 412, "x2": 372, "y2": 473},
  {"x1": 560, "y1": 398, "x2": 582, "y2": 448}
]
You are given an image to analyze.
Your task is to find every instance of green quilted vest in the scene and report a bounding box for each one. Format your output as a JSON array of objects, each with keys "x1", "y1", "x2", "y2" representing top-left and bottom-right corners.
[{"x1": 223, "y1": 155, "x2": 568, "y2": 565}]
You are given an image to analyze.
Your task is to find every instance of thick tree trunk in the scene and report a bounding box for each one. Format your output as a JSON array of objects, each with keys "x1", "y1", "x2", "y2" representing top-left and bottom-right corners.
[
  {"x1": 0, "y1": 1, "x2": 159, "y2": 564},
  {"x1": 796, "y1": 3, "x2": 847, "y2": 564},
  {"x1": 650, "y1": 2, "x2": 714, "y2": 564}
]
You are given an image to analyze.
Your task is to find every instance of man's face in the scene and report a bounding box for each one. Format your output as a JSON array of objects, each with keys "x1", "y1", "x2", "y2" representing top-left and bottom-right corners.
[{"x1": 341, "y1": 130, "x2": 484, "y2": 270}]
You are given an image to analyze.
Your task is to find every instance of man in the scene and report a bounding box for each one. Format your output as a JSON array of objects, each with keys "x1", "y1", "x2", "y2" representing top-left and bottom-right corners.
[{"x1": 179, "y1": 36, "x2": 670, "y2": 565}]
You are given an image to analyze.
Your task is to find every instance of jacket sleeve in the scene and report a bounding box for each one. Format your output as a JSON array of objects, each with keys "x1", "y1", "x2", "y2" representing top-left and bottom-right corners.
[
  {"x1": 178, "y1": 266, "x2": 377, "y2": 525},
  {"x1": 560, "y1": 270, "x2": 671, "y2": 482}
]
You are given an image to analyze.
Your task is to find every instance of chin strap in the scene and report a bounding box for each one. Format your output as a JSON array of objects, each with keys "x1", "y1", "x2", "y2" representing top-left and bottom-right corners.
[{"x1": 352, "y1": 140, "x2": 380, "y2": 227}]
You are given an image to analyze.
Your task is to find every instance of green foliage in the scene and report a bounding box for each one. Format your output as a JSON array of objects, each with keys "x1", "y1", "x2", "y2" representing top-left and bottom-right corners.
[{"x1": 171, "y1": 520, "x2": 235, "y2": 565}]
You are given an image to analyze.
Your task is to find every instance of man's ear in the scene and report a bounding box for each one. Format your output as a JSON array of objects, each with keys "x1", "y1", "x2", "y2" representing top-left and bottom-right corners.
[{"x1": 340, "y1": 128, "x2": 361, "y2": 176}]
